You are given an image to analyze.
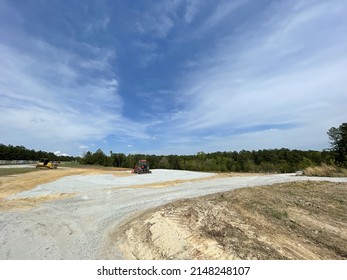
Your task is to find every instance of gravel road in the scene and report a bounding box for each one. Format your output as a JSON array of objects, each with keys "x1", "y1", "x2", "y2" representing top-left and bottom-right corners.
[{"x1": 1, "y1": 169, "x2": 347, "y2": 259}]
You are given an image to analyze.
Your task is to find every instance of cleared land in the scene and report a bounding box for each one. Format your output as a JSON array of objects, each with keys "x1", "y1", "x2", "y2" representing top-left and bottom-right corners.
[
  {"x1": 114, "y1": 181, "x2": 347, "y2": 260},
  {"x1": 0, "y1": 166, "x2": 131, "y2": 210},
  {"x1": 0, "y1": 167, "x2": 346, "y2": 259}
]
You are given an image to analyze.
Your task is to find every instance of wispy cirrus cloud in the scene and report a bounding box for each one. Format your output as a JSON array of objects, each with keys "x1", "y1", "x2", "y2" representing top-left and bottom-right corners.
[
  {"x1": 85, "y1": 16, "x2": 110, "y2": 34},
  {"x1": 194, "y1": 0, "x2": 248, "y2": 34},
  {"x1": 0, "y1": 10, "x2": 150, "y2": 154},
  {"x1": 135, "y1": 0, "x2": 206, "y2": 38},
  {"x1": 148, "y1": 0, "x2": 347, "y2": 153},
  {"x1": 183, "y1": 0, "x2": 203, "y2": 23},
  {"x1": 1, "y1": 0, "x2": 346, "y2": 156}
]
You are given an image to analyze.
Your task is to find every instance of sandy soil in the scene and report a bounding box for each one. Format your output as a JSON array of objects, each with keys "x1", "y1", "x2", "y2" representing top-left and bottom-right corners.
[
  {"x1": 0, "y1": 168, "x2": 346, "y2": 259},
  {"x1": 0, "y1": 167, "x2": 131, "y2": 210},
  {"x1": 114, "y1": 181, "x2": 347, "y2": 260}
]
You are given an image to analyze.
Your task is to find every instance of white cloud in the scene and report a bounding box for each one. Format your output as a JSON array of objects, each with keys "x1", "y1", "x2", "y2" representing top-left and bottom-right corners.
[
  {"x1": 135, "y1": 0, "x2": 205, "y2": 38},
  {"x1": 85, "y1": 16, "x2": 110, "y2": 33},
  {"x1": 54, "y1": 151, "x2": 70, "y2": 156},
  {"x1": 2, "y1": 0, "x2": 346, "y2": 156},
  {"x1": 134, "y1": 40, "x2": 157, "y2": 51},
  {"x1": 198, "y1": 0, "x2": 247, "y2": 32},
  {"x1": 0, "y1": 31, "x2": 150, "y2": 154},
  {"x1": 136, "y1": 3, "x2": 175, "y2": 39},
  {"x1": 183, "y1": 0, "x2": 203, "y2": 23},
  {"x1": 159, "y1": 0, "x2": 347, "y2": 150},
  {"x1": 79, "y1": 145, "x2": 89, "y2": 149}
]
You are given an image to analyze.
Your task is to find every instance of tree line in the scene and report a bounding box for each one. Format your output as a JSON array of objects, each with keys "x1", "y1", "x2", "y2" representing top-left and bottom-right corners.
[
  {"x1": 1, "y1": 123, "x2": 345, "y2": 172},
  {"x1": 0, "y1": 144, "x2": 75, "y2": 162},
  {"x1": 79, "y1": 123, "x2": 347, "y2": 172},
  {"x1": 0, "y1": 143, "x2": 334, "y2": 173},
  {"x1": 79, "y1": 148, "x2": 334, "y2": 173}
]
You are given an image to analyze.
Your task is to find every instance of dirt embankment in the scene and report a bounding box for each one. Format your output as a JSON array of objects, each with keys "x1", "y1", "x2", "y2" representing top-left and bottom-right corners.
[{"x1": 113, "y1": 181, "x2": 347, "y2": 260}]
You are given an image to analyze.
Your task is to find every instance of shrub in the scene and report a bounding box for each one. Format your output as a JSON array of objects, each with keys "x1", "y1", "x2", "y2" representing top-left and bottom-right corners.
[{"x1": 303, "y1": 164, "x2": 347, "y2": 177}]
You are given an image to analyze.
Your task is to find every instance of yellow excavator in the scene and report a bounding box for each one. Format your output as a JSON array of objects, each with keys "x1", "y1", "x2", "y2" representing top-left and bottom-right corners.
[{"x1": 36, "y1": 158, "x2": 58, "y2": 169}]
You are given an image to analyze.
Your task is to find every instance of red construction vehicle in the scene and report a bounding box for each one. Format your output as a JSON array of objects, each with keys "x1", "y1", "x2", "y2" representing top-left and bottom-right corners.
[{"x1": 132, "y1": 159, "x2": 151, "y2": 174}]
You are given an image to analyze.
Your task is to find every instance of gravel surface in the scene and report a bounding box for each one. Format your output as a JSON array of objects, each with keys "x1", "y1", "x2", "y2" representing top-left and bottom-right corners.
[
  {"x1": 0, "y1": 164, "x2": 36, "y2": 168},
  {"x1": 1, "y1": 169, "x2": 347, "y2": 259}
]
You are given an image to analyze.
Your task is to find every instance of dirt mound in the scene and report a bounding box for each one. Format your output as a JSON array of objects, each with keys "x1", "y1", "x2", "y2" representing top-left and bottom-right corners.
[{"x1": 113, "y1": 181, "x2": 347, "y2": 260}]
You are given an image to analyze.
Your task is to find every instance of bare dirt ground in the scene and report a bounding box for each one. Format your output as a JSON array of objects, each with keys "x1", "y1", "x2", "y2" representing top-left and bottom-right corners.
[
  {"x1": 0, "y1": 167, "x2": 131, "y2": 211},
  {"x1": 114, "y1": 181, "x2": 347, "y2": 260},
  {"x1": 0, "y1": 168, "x2": 346, "y2": 260}
]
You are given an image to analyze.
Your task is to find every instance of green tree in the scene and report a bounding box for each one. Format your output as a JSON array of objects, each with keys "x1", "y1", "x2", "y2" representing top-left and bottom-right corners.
[
  {"x1": 158, "y1": 156, "x2": 170, "y2": 169},
  {"x1": 80, "y1": 151, "x2": 93, "y2": 164},
  {"x1": 92, "y1": 149, "x2": 108, "y2": 165},
  {"x1": 327, "y1": 123, "x2": 347, "y2": 165}
]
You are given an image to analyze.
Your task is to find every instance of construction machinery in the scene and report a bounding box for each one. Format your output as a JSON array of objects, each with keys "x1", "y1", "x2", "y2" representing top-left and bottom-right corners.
[
  {"x1": 132, "y1": 159, "x2": 151, "y2": 174},
  {"x1": 36, "y1": 158, "x2": 58, "y2": 169}
]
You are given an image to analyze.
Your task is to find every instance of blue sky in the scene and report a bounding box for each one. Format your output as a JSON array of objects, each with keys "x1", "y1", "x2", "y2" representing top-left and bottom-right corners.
[{"x1": 1, "y1": 0, "x2": 346, "y2": 156}]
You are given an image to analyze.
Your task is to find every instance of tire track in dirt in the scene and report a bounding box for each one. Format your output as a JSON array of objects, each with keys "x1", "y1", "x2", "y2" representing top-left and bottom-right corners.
[
  {"x1": 111, "y1": 181, "x2": 347, "y2": 260},
  {"x1": 1, "y1": 170, "x2": 347, "y2": 259}
]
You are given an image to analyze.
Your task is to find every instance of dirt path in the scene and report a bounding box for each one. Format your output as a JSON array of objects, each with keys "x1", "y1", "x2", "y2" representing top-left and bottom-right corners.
[
  {"x1": 113, "y1": 181, "x2": 347, "y2": 260},
  {"x1": 1, "y1": 169, "x2": 346, "y2": 259}
]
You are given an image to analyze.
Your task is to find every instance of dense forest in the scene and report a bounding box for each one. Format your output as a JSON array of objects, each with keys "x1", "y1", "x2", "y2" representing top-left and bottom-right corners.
[
  {"x1": 0, "y1": 143, "x2": 335, "y2": 173},
  {"x1": 0, "y1": 144, "x2": 75, "y2": 162},
  {"x1": 80, "y1": 123, "x2": 346, "y2": 172},
  {"x1": 80, "y1": 148, "x2": 334, "y2": 173}
]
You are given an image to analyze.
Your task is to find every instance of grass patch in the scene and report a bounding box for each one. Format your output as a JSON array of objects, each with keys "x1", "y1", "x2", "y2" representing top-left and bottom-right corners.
[
  {"x1": 0, "y1": 168, "x2": 38, "y2": 177},
  {"x1": 303, "y1": 164, "x2": 347, "y2": 177},
  {"x1": 59, "y1": 161, "x2": 82, "y2": 168},
  {"x1": 267, "y1": 209, "x2": 288, "y2": 220},
  {"x1": 59, "y1": 162, "x2": 132, "y2": 171}
]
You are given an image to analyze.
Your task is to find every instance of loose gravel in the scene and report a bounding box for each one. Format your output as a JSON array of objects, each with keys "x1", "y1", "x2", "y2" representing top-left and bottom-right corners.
[{"x1": 1, "y1": 169, "x2": 346, "y2": 259}]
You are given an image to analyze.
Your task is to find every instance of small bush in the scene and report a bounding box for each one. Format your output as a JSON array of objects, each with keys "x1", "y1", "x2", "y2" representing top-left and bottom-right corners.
[{"x1": 303, "y1": 164, "x2": 347, "y2": 177}]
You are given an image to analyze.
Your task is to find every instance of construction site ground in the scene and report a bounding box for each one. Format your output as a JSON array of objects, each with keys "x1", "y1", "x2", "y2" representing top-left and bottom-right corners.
[{"x1": 0, "y1": 165, "x2": 346, "y2": 260}]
